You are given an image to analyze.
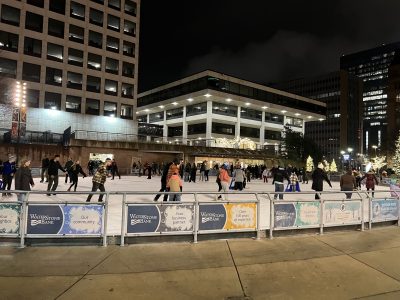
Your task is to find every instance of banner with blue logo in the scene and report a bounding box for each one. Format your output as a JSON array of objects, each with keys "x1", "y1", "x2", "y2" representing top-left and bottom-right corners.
[
  {"x1": 27, "y1": 204, "x2": 103, "y2": 235},
  {"x1": 0, "y1": 203, "x2": 21, "y2": 235},
  {"x1": 372, "y1": 199, "x2": 399, "y2": 222},
  {"x1": 274, "y1": 202, "x2": 320, "y2": 228}
]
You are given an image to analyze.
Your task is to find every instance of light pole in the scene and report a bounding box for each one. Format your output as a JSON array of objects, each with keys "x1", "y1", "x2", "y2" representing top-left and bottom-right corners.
[
  {"x1": 14, "y1": 81, "x2": 27, "y2": 165},
  {"x1": 347, "y1": 147, "x2": 353, "y2": 169},
  {"x1": 372, "y1": 145, "x2": 377, "y2": 157},
  {"x1": 340, "y1": 150, "x2": 345, "y2": 171}
]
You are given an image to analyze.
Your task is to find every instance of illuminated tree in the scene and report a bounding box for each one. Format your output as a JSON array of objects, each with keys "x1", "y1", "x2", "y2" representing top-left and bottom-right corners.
[
  {"x1": 306, "y1": 155, "x2": 314, "y2": 172},
  {"x1": 323, "y1": 159, "x2": 330, "y2": 172},
  {"x1": 393, "y1": 133, "x2": 400, "y2": 175},
  {"x1": 330, "y1": 159, "x2": 338, "y2": 173}
]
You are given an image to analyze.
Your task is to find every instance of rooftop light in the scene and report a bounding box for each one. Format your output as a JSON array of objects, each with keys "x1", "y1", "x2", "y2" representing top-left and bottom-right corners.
[
  {"x1": 226, "y1": 98, "x2": 232, "y2": 102},
  {"x1": 172, "y1": 102, "x2": 178, "y2": 105},
  {"x1": 245, "y1": 102, "x2": 251, "y2": 106},
  {"x1": 187, "y1": 98, "x2": 193, "y2": 102},
  {"x1": 262, "y1": 106, "x2": 268, "y2": 109},
  {"x1": 281, "y1": 110, "x2": 287, "y2": 113},
  {"x1": 307, "y1": 116, "x2": 313, "y2": 119},
  {"x1": 205, "y1": 94, "x2": 211, "y2": 98},
  {"x1": 158, "y1": 105, "x2": 164, "y2": 109},
  {"x1": 295, "y1": 113, "x2": 301, "y2": 116}
]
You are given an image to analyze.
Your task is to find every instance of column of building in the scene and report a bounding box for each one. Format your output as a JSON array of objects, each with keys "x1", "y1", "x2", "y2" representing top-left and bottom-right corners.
[
  {"x1": 235, "y1": 106, "x2": 241, "y2": 140},
  {"x1": 182, "y1": 106, "x2": 188, "y2": 145},
  {"x1": 206, "y1": 101, "x2": 212, "y2": 147},
  {"x1": 259, "y1": 111, "x2": 265, "y2": 147},
  {"x1": 163, "y1": 110, "x2": 168, "y2": 142}
]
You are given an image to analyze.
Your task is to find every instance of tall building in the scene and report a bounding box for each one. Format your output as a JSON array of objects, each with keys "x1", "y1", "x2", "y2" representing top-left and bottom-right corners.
[
  {"x1": 340, "y1": 42, "x2": 400, "y2": 155},
  {"x1": 274, "y1": 71, "x2": 363, "y2": 161},
  {"x1": 137, "y1": 70, "x2": 326, "y2": 155},
  {"x1": 0, "y1": 0, "x2": 139, "y2": 138},
  {"x1": 387, "y1": 52, "x2": 400, "y2": 152}
]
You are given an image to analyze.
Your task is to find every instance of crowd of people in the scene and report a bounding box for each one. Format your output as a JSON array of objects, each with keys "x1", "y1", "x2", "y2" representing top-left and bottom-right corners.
[{"x1": 0, "y1": 154, "x2": 394, "y2": 202}]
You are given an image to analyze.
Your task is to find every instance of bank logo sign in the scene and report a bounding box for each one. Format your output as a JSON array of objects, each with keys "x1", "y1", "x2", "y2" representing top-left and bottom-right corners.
[
  {"x1": 0, "y1": 204, "x2": 21, "y2": 234},
  {"x1": 274, "y1": 202, "x2": 320, "y2": 228},
  {"x1": 27, "y1": 205, "x2": 103, "y2": 235}
]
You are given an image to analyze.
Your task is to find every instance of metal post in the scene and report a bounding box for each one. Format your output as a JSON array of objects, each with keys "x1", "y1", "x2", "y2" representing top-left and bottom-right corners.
[
  {"x1": 270, "y1": 195, "x2": 274, "y2": 240},
  {"x1": 102, "y1": 192, "x2": 109, "y2": 247},
  {"x1": 255, "y1": 193, "x2": 261, "y2": 240},
  {"x1": 369, "y1": 192, "x2": 373, "y2": 230},
  {"x1": 320, "y1": 199, "x2": 324, "y2": 235},
  {"x1": 193, "y1": 193, "x2": 199, "y2": 244},
  {"x1": 120, "y1": 193, "x2": 126, "y2": 246},
  {"x1": 356, "y1": 191, "x2": 365, "y2": 231},
  {"x1": 19, "y1": 192, "x2": 29, "y2": 248}
]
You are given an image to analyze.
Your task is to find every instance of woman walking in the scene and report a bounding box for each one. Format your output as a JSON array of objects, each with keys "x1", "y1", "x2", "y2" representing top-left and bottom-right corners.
[
  {"x1": 218, "y1": 164, "x2": 231, "y2": 200},
  {"x1": 361, "y1": 169, "x2": 378, "y2": 197},
  {"x1": 67, "y1": 160, "x2": 87, "y2": 192},
  {"x1": 14, "y1": 159, "x2": 34, "y2": 202}
]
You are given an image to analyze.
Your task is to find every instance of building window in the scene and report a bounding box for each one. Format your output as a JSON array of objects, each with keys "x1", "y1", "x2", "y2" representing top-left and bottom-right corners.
[
  {"x1": 1, "y1": 5, "x2": 20, "y2": 27},
  {"x1": 240, "y1": 126, "x2": 259, "y2": 139},
  {"x1": 104, "y1": 101, "x2": 117, "y2": 117},
  {"x1": 46, "y1": 67, "x2": 62, "y2": 86},
  {"x1": 26, "y1": 89, "x2": 40, "y2": 108},
  {"x1": 24, "y1": 37, "x2": 42, "y2": 57},
  {"x1": 44, "y1": 92, "x2": 61, "y2": 110},
  {"x1": 0, "y1": 58, "x2": 16, "y2": 78},
  {"x1": 105, "y1": 79, "x2": 118, "y2": 95},
  {"x1": 108, "y1": 0, "x2": 121, "y2": 10},
  {"x1": 212, "y1": 122, "x2": 235, "y2": 136},
  {"x1": 212, "y1": 103, "x2": 237, "y2": 117},
  {"x1": 106, "y1": 36, "x2": 119, "y2": 53},
  {"x1": 22, "y1": 62, "x2": 41, "y2": 83},
  {"x1": 66, "y1": 95, "x2": 81, "y2": 113},
  {"x1": 48, "y1": 18, "x2": 65, "y2": 38},
  {"x1": 125, "y1": 0, "x2": 137, "y2": 16},
  {"x1": 124, "y1": 20, "x2": 136, "y2": 36},
  {"x1": 265, "y1": 130, "x2": 281, "y2": 140},
  {"x1": 137, "y1": 115, "x2": 147, "y2": 123},
  {"x1": 47, "y1": 43, "x2": 63, "y2": 62},
  {"x1": 107, "y1": 14, "x2": 120, "y2": 32},
  {"x1": 89, "y1": 8, "x2": 103, "y2": 26},
  {"x1": 89, "y1": 30, "x2": 102, "y2": 48},
  {"x1": 70, "y1": 1, "x2": 85, "y2": 21},
  {"x1": 188, "y1": 123, "x2": 206, "y2": 135},
  {"x1": 106, "y1": 58, "x2": 119, "y2": 74},
  {"x1": 168, "y1": 126, "x2": 183, "y2": 137},
  {"x1": 285, "y1": 116, "x2": 303, "y2": 128},
  {"x1": 91, "y1": 0, "x2": 104, "y2": 4},
  {"x1": 0, "y1": 30, "x2": 18, "y2": 52},
  {"x1": 69, "y1": 25, "x2": 84, "y2": 44},
  {"x1": 87, "y1": 53, "x2": 102, "y2": 70},
  {"x1": 122, "y1": 83, "x2": 134, "y2": 98},
  {"x1": 121, "y1": 104, "x2": 133, "y2": 119},
  {"x1": 67, "y1": 72, "x2": 82, "y2": 90},
  {"x1": 123, "y1": 41, "x2": 135, "y2": 57},
  {"x1": 86, "y1": 75, "x2": 101, "y2": 93},
  {"x1": 149, "y1": 112, "x2": 163, "y2": 123},
  {"x1": 68, "y1": 48, "x2": 83, "y2": 67},
  {"x1": 25, "y1": 12, "x2": 43, "y2": 33},
  {"x1": 186, "y1": 102, "x2": 207, "y2": 117},
  {"x1": 27, "y1": 0, "x2": 44, "y2": 8},
  {"x1": 49, "y1": 0, "x2": 66, "y2": 15},
  {"x1": 122, "y1": 62, "x2": 134, "y2": 78},
  {"x1": 166, "y1": 108, "x2": 183, "y2": 120},
  {"x1": 241, "y1": 107, "x2": 262, "y2": 121},
  {"x1": 86, "y1": 98, "x2": 100, "y2": 115},
  {"x1": 265, "y1": 112, "x2": 284, "y2": 124}
]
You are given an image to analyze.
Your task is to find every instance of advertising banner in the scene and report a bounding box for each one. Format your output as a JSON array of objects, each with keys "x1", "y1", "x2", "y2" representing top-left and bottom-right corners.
[
  {"x1": 27, "y1": 204, "x2": 103, "y2": 235},
  {"x1": 323, "y1": 201, "x2": 361, "y2": 225},
  {"x1": 0, "y1": 204, "x2": 21, "y2": 235},
  {"x1": 274, "y1": 202, "x2": 320, "y2": 228},
  {"x1": 127, "y1": 204, "x2": 194, "y2": 234},
  {"x1": 372, "y1": 199, "x2": 399, "y2": 222},
  {"x1": 198, "y1": 203, "x2": 256, "y2": 231}
]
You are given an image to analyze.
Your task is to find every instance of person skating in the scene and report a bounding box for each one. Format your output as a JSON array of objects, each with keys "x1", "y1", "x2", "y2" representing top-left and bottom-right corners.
[
  {"x1": 47, "y1": 155, "x2": 66, "y2": 196},
  {"x1": 360, "y1": 169, "x2": 379, "y2": 197},
  {"x1": 64, "y1": 158, "x2": 74, "y2": 183},
  {"x1": 190, "y1": 163, "x2": 197, "y2": 183},
  {"x1": 40, "y1": 156, "x2": 49, "y2": 183},
  {"x1": 86, "y1": 158, "x2": 112, "y2": 202},
  {"x1": 111, "y1": 159, "x2": 121, "y2": 180},
  {"x1": 233, "y1": 165, "x2": 244, "y2": 191},
  {"x1": 262, "y1": 168, "x2": 269, "y2": 183},
  {"x1": 204, "y1": 161, "x2": 210, "y2": 181},
  {"x1": 340, "y1": 169, "x2": 356, "y2": 199},
  {"x1": 272, "y1": 166, "x2": 289, "y2": 200},
  {"x1": 154, "y1": 158, "x2": 179, "y2": 202},
  {"x1": 1, "y1": 155, "x2": 16, "y2": 197},
  {"x1": 312, "y1": 163, "x2": 332, "y2": 199},
  {"x1": 215, "y1": 164, "x2": 222, "y2": 193},
  {"x1": 167, "y1": 171, "x2": 183, "y2": 202},
  {"x1": 218, "y1": 164, "x2": 231, "y2": 200},
  {"x1": 14, "y1": 158, "x2": 34, "y2": 202},
  {"x1": 67, "y1": 160, "x2": 87, "y2": 192}
]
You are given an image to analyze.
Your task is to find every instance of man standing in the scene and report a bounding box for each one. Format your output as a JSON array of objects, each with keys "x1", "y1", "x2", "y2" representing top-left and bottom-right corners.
[
  {"x1": 40, "y1": 156, "x2": 49, "y2": 183},
  {"x1": 111, "y1": 159, "x2": 121, "y2": 180},
  {"x1": 64, "y1": 158, "x2": 74, "y2": 183},
  {"x1": 86, "y1": 158, "x2": 112, "y2": 202},
  {"x1": 1, "y1": 155, "x2": 16, "y2": 197},
  {"x1": 272, "y1": 166, "x2": 290, "y2": 200},
  {"x1": 47, "y1": 155, "x2": 66, "y2": 196}
]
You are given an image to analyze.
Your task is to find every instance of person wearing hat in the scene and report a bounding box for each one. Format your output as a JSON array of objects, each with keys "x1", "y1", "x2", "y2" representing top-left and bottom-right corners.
[
  {"x1": 1, "y1": 155, "x2": 16, "y2": 197},
  {"x1": 14, "y1": 159, "x2": 34, "y2": 202},
  {"x1": 311, "y1": 162, "x2": 332, "y2": 199},
  {"x1": 86, "y1": 158, "x2": 112, "y2": 202}
]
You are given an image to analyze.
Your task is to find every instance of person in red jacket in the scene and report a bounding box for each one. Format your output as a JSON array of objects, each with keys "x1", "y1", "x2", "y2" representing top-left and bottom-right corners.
[
  {"x1": 218, "y1": 163, "x2": 231, "y2": 200},
  {"x1": 361, "y1": 169, "x2": 379, "y2": 197}
]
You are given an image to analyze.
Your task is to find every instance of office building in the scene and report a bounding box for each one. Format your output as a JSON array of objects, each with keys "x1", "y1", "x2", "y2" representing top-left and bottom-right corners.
[
  {"x1": 274, "y1": 71, "x2": 363, "y2": 161},
  {"x1": 137, "y1": 70, "x2": 326, "y2": 154},
  {"x1": 340, "y1": 42, "x2": 400, "y2": 154},
  {"x1": 0, "y1": 0, "x2": 139, "y2": 138}
]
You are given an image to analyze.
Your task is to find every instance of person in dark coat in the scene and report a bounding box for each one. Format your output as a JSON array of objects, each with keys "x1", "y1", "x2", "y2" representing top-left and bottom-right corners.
[
  {"x1": 40, "y1": 156, "x2": 49, "y2": 183},
  {"x1": 190, "y1": 163, "x2": 197, "y2": 183},
  {"x1": 361, "y1": 169, "x2": 379, "y2": 197},
  {"x1": 64, "y1": 158, "x2": 74, "y2": 183},
  {"x1": 67, "y1": 160, "x2": 87, "y2": 192},
  {"x1": 154, "y1": 159, "x2": 175, "y2": 202},
  {"x1": 111, "y1": 159, "x2": 121, "y2": 180},
  {"x1": 14, "y1": 159, "x2": 34, "y2": 202},
  {"x1": 47, "y1": 155, "x2": 66, "y2": 196},
  {"x1": 312, "y1": 163, "x2": 332, "y2": 199},
  {"x1": 1, "y1": 155, "x2": 16, "y2": 197}
]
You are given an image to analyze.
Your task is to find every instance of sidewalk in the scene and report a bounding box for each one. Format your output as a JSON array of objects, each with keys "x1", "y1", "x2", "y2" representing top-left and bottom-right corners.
[{"x1": 2, "y1": 226, "x2": 400, "y2": 299}]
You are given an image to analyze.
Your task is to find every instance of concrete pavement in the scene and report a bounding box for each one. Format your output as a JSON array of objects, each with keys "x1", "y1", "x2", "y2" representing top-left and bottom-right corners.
[{"x1": 2, "y1": 226, "x2": 400, "y2": 299}]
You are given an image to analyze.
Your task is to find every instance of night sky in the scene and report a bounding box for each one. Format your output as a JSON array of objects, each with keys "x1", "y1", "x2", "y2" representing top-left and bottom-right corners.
[{"x1": 138, "y1": 0, "x2": 400, "y2": 92}]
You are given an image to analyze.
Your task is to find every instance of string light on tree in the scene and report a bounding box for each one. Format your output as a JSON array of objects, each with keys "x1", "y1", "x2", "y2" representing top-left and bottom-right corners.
[
  {"x1": 306, "y1": 155, "x2": 314, "y2": 172},
  {"x1": 392, "y1": 132, "x2": 400, "y2": 175},
  {"x1": 330, "y1": 159, "x2": 338, "y2": 173}
]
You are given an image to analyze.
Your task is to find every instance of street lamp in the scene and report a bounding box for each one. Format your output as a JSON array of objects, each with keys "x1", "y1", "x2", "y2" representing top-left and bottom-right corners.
[{"x1": 372, "y1": 145, "x2": 377, "y2": 157}]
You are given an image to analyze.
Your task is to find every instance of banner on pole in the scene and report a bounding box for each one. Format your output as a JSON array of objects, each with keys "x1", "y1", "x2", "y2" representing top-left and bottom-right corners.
[
  {"x1": 0, "y1": 204, "x2": 21, "y2": 234},
  {"x1": 371, "y1": 199, "x2": 399, "y2": 222},
  {"x1": 323, "y1": 201, "x2": 361, "y2": 225},
  {"x1": 274, "y1": 202, "x2": 320, "y2": 228}
]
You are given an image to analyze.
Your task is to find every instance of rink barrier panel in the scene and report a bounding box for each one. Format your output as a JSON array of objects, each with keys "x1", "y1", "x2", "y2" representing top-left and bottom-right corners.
[{"x1": 0, "y1": 190, "x2": 400, "y2": 247}]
